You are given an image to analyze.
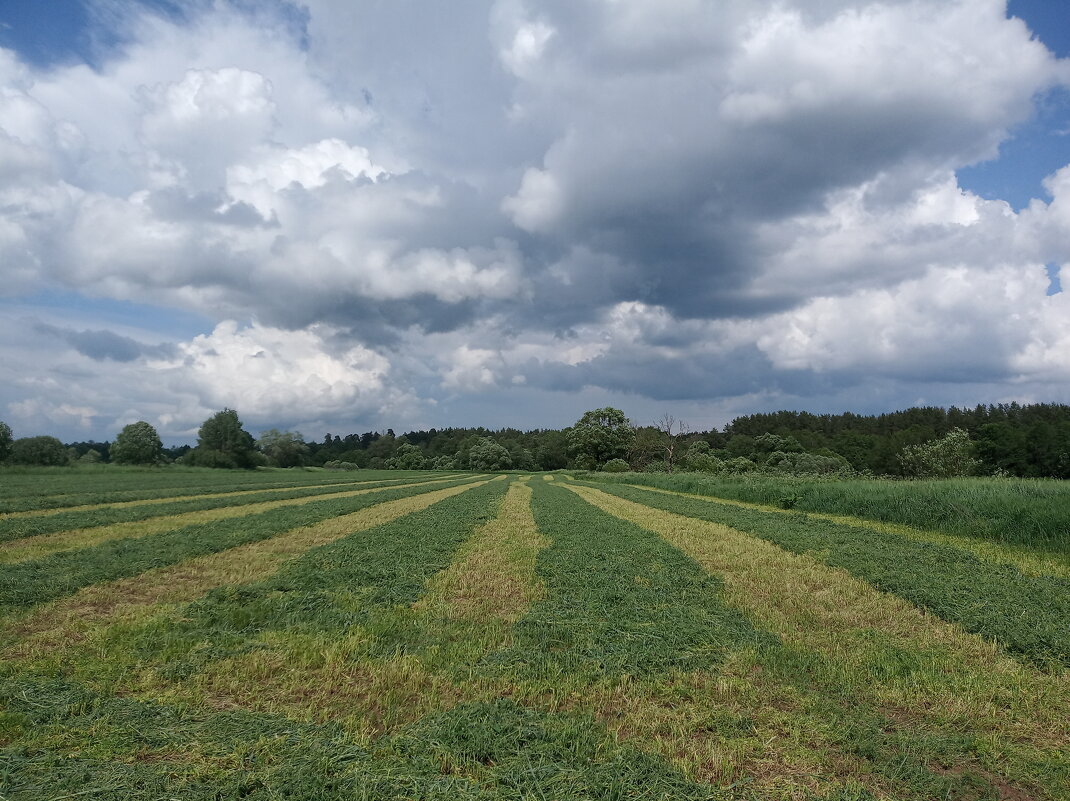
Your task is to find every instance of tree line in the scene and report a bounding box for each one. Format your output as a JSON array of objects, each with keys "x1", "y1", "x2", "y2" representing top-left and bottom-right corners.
[{"x1": 1, "y1": 401, "x2": 1068, "y2": 478}]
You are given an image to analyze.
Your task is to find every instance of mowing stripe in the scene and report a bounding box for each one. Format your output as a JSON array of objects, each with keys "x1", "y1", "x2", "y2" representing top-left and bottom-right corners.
[
  {"x1": 2, "y1": 478, "x2": 495, "y2": 659},
  {"x1": 0, "y1": 474, "x2": 464, "y2": 521},
  {"x1": 567, "y1": 482, "x2": 1070, "y2": 797},
  {"x1": 416, "y1": 478, "x2": 548, "y2": 624},
  {"x1": 623, "y1": 483, "x2": 1069, "y2": 579},
  {"x1": 0, "y1": 475, "x2": 367, "y2": 514},
  {"x1": 0, "y1": 477, "x2": 489, "y2": 615},
  {"x1": 99, "y1": 479, "x2": 514, "y2": 737},
  {"x1": 0, "y1": 677, "x2": 725, "y2": 801},
  {"x1": 0, "y1": 475, "x2": 469, "y2": 565},
  {"x1": 513, "y1": 482, "x2": 985, "y2": 799},
  {"x1": 490, "y1": 480, "x2": 766, "y2": 679},
  {"x1": 0, "y1": 475, "x2": 469, "y2": 545},
  {"x1": 586, "y1": 481, "x2": 1070, "y2": 668}
]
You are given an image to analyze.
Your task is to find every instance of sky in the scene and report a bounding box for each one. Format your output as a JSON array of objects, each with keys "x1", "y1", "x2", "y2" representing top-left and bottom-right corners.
[{"x1": 1, "y1": 0, "x2": 1069, "y2": 444}]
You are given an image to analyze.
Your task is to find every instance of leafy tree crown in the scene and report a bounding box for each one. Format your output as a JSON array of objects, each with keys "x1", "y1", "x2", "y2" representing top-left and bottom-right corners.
[{"x1": 111, "y1": 421, "x2": 163, "y2": 465}]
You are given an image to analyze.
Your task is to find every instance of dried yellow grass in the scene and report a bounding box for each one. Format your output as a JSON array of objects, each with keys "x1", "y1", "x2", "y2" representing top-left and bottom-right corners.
[
  {"x1": 567, "y1": 483, "x2": 1069, "y2": 795},
  {"x1": 629, "y1": 484, "x2": 1069, "y2": 578},
  {"x1": 3, "y1": 479, "x2": 492, "y2": 659},
  {"x1": 576, "y1": 664, "x2": 894, "y2": 798},
  {"x1": 0, "y1": 475, "x2": 468, "y2": 564},
  {"x1": 416, "y1": 479, "x2": 548, "y2": 624},
  {"x1": 161, "y1": 632, "x2": 506, "y2": 743}
]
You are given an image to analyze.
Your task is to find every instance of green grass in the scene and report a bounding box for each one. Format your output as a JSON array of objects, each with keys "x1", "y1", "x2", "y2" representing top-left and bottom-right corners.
[
  {"x1": 0, "y1": 476, "x2": 484, "y2": 615},
  {"x1": 1, "y1": 470, "x2": 1067, "y2": 800},
  {"x1": 0, "y1": 475, "x2": 437, "y2": 543},
  {"x1": 581, "y1": 472, "x2": 1070, "y2": 551},
  {"x1": 0, "y1": 677, "x2": 729, "y2": 801},
  {"x1": 81, "y1": 478, "x2": 512, "y2": 685},
  {"x1": 486, "y1": 480, "x2": 766, "y2": 682},
  {"x1": 0, "y1": 467, "x2": 436, "y2": 513},
  {"x1": 582, "y1": 481, "x2": 1070, "y2": 668}
]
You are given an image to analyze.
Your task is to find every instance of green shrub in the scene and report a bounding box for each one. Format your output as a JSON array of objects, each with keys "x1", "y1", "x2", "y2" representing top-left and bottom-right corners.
[
  {"x1": 602, "y1": 458, "x2": 630, "y2": 473},
  {"x1": 11, "y1": 436, "x2": 69, "y2": 466}
]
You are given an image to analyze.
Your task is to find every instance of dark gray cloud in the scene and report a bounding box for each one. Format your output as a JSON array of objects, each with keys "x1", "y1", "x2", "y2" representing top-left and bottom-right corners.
[{"x1": 33, "y1": 321, "x2": 177, "y2": 362}]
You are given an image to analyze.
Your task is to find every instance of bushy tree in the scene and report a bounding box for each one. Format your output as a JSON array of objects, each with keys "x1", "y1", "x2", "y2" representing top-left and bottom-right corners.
[
  {"x1": 0, "y1": 421, "x2": 12, "y2": 462},
  {"x1": 723, "y1": 456, "x2": 757, "y2": 473},
  {"x1": 567, "y1": 407, "x2": 634, "y2": 469},
  {"x1": 468, "y1": 437, "x2": 513, "y2": 471},
  {"x1": 753, "y1": 433, "x2": 803, "y2": 455},
  {"x1": 11, "y1": 436, "x2": 69, "y2": 466},
  {"x1": 898, "y1": 428, "x2": 981, "y2": 478},
  {"x1": 765, "y1": 450, "x2": 848, "y2": 475},
  {"x1": 602, "y1": 458, "x2": 630, "y2": 473},
  {"x1": 430, "y1": 454, "x2": 457, "y2": 470},
  {"x1": 682, "y1": 440, "x2": 722, "y2": 473},
  {"x1": 324, "y1": 460, "x2": 359, "y2": 470},
  {"x1": 188, "y1": 409, "x2": 257, "y2": 469},
  {"x1": 534, "y1": 430, "x2": 568, "y2": 470},
  {"x1": 509, "y1": 445, "x2": 536, "y2": 471},
  {"x1": 79, "y1": 449, "x2": 104, "y2": 464},
  {"x1": 111, "y1": 421, "x2": 163, "y2": 465},
  {"x1": 387, "y1": 442, "x2": 427, "y2": 470},
  {"x1": 256, "y1": 429, "x2": 309, "y2": 468}
]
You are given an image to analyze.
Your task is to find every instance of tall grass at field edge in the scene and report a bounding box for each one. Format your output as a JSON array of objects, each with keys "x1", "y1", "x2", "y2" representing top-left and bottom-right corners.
[{"x1": 581, "y1": 472, "x2": 1070, "y2": 550}]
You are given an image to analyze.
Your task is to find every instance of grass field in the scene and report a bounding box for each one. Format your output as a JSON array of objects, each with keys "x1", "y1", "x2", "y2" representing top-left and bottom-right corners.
[{"x1": 1, "y1": 467, "x2": 1067, "y2": 800}]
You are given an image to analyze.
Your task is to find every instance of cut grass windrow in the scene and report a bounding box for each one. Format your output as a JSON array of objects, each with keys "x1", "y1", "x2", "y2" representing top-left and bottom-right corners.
[
  {"x1": 0, "y1": 469, "x2": 444, "y2": 514},
  {"x1": 0, "y1": 679, "x2": 721, "y2": 801},
  {"x1": 0, "y1": 475, "x2": 467, "y2": 565},
  {"x1": 415, "y1": 478, "x2": 548, "y2": 625},
  {"x1": 0, "y1": 475, "x2": 464, "y2": 544},
  {"x1": 582, "y1": 481, "x2": 1070, "y2": 669},
  {"x1": 0, "y1": 476, "x2": 487, "y2": 615},
  {"x1": 2, "y1": 478, "x2": 497, "y2": 662},
  {"x1": 490, "y1": 479, "x2": 766, "y2": 682},
  {"x1": 6, "y1": 476, "x2": 862, "y2": 800},
  {"x1": 502, "y1": 481, "x2": 1047, "y2": 800},
  {"x1": 624, "y1": 483, "x2": 1070, "y2": 579},
  {"x1": 567, "y1": 482, "x2": 1070, "y2": 799},
  {"x1": 52, "y1": 479, "x2": 514, "y2": 736}
]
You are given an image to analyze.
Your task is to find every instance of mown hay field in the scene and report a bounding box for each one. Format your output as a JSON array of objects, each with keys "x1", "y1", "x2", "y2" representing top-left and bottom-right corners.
[{"x1": 0, "y1": 468, "x2": 1067, "y2": 800}]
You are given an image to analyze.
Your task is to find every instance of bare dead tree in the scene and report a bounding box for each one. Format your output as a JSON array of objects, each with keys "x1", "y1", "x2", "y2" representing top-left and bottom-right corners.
[{"x1": 655, "y1": 413, "x2": 690, "y2": 473}]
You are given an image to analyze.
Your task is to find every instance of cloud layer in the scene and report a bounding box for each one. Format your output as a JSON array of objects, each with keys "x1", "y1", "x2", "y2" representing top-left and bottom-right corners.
[{"x1": 2, "y1": 0, "x2": 1069, "y2": 440}]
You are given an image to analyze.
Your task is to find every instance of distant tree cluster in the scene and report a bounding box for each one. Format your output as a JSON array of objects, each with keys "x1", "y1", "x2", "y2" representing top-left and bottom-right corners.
[
  {"x1": 722, "y1": 404, "x2": 1070, "y2": 478},
  {"x1": 1, "y1": 401, "x2": 1068, "y2": 477}
]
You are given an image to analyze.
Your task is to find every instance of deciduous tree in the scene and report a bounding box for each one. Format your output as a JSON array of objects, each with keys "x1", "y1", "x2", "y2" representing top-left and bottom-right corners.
[
  {"x1": 256, "y1": 429, "x2": 309, "y2": 468},
  {"x1": 898, "y1": 428, "x2": 981, "y2": 478},
  {"x1": 189, "y1": 409, "x2": 257, "y2": 469},
  {"x1": 111, "y1": 421, "x2": 163, "y2": 465},
  {"x1": 567, "y1": 407, "x2": 634, "y2": 469},
  {"x1": 468, "y1": 437, "x2": 513, "y2": 471}
]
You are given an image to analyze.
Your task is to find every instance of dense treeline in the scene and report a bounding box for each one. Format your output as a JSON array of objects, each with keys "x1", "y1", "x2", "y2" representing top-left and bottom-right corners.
[
  {"x1": 721, "y1": 403, "x2": 1070, "y2": 477},
  {"x1": 1, "y1": 402, "x2": 1068, "y2": 477},
  {"x1": 308, "y1": 428, "x2": 569, "y2": 472}
]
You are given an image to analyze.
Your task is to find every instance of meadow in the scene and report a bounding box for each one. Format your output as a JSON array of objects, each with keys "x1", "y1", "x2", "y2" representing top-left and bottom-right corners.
[{"x1": 0, "y1": 467, "x2": 1067, "y2": 800}]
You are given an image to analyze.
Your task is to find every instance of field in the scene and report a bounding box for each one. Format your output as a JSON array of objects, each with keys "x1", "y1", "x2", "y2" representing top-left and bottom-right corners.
[{"x1": 1, "y1": 468, "x2": 1068, "y2": 800}]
